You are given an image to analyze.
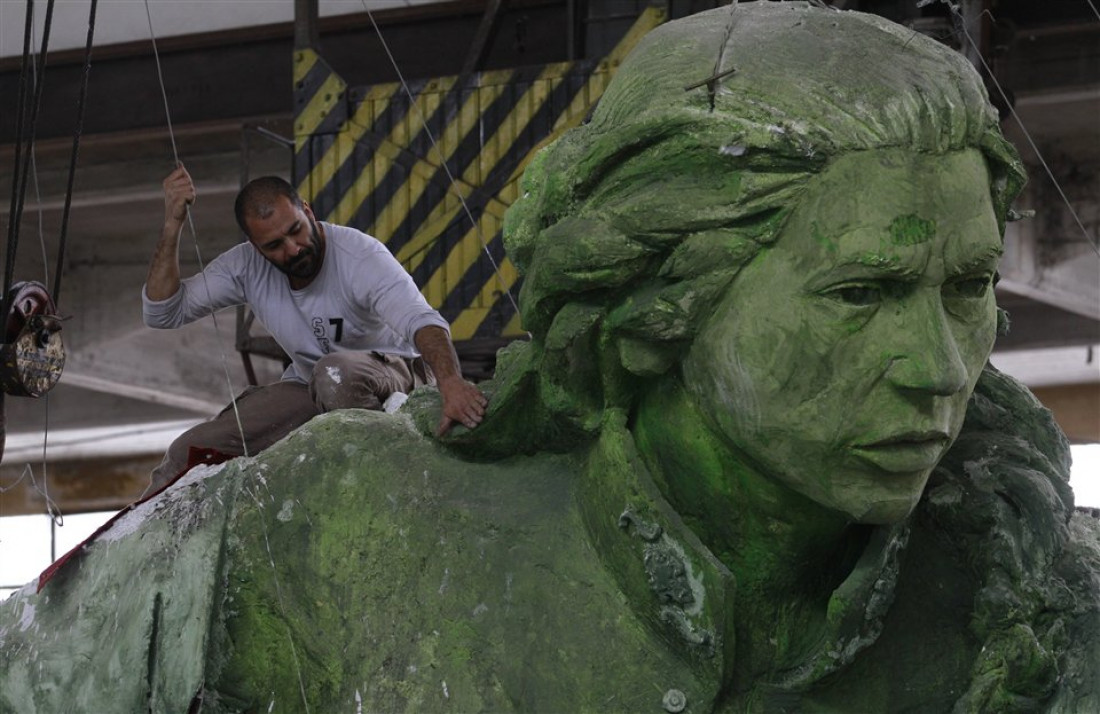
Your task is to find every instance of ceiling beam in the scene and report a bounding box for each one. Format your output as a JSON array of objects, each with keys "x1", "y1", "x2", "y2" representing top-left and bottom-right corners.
[
  {"x1": 60, "y1": 372, "x2": 223, "y2": 414},
  {"x1": 0, "y1": 454, "x2": 157, "y2": 517},
  {"x1": 1032, "y1": 383, "x2": 1100, "y2": 444}
]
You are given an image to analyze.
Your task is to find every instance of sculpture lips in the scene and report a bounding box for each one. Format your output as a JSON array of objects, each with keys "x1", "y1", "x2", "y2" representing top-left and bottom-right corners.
[{"x1": 850, "y1": 431, "x2": 951, "y2": 473}]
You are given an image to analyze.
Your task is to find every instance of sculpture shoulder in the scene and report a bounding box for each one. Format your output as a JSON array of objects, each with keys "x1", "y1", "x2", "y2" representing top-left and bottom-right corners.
[
  {"x1": 911, "y1": 367, "x2": 1099, "y2": 712},
  {"x1": 1047, "y1": 511, "x2": 1100, "y2": 712},
  {"x1": 0, "y1": 461, "x2": 240, "y2": 713},
  {"x1": 208, "y1": 410, "x2": 703, "y2": 713}
]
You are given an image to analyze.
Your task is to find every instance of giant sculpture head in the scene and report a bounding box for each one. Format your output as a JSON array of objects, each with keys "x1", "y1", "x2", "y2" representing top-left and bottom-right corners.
[{"x1": 461, "y1": 1, "x2": 1027, "y2": 526}]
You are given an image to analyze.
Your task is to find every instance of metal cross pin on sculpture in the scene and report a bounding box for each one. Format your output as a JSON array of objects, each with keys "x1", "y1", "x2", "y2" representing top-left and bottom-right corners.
[{"x1": 685, "y1": 1, "x2": 739, "y2": 110}]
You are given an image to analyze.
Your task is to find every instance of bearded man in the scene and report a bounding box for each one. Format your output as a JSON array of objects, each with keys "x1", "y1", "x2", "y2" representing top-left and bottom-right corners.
[{"x1": 143, "y1": 169, "x2": 487, "y2": 491}]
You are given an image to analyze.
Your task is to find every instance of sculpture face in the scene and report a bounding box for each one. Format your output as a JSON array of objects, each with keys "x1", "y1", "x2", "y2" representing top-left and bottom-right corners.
[{"x1": 683, "y1": 148, "x2": 1002, "y2": 524}]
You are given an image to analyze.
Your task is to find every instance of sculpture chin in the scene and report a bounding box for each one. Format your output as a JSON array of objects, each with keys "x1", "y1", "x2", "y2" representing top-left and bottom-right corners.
[{"x1": 849, "y1": 491, "x2": 924, "y2": 525}]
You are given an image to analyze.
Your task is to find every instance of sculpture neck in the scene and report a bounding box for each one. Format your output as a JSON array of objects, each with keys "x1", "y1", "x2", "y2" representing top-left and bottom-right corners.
[{"x1": 632, "y1": 374, "x2": 866, "y2": 606}]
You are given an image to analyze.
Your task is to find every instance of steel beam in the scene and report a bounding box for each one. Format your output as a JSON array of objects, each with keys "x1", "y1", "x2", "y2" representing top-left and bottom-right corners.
[
  {"x1": 0, "y1": 454, "x2": 158, "y2": 516},
  {"x1": 295, "y1": 0, "x2": 321, "y2": 51},
  {"x1": 461, "y1": 0, "x2": 506, "y2": 78},
  {"x1": 1032, "y1": 383, "x2": 1100, "y2": 443}
]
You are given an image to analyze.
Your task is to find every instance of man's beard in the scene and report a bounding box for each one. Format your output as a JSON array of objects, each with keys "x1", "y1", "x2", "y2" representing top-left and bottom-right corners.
[{"x1": 275, "y1": 218, "x2": 323, "y2": 279}]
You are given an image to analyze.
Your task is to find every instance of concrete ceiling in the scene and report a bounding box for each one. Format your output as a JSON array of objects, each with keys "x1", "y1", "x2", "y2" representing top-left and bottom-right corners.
[{"x1": 0, "y1": 0, "x2": 447, "y2": 58}]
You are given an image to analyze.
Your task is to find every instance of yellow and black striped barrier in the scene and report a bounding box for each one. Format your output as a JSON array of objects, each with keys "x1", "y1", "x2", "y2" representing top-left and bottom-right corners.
[{"x1": 292, "y1": 7, "x2": 665, "y2": 342}]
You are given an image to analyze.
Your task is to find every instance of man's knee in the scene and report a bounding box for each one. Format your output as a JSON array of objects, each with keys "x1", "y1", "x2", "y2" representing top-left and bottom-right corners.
[
  {"x1": 311, "y1": 352, "x2": 409, "y2": 412},
  {"x1": 311, "y1": 353, "x2": 380, "y2": 411},
  {"x1": 146, "y1": 431, "x2": 201, "y2": 495}
]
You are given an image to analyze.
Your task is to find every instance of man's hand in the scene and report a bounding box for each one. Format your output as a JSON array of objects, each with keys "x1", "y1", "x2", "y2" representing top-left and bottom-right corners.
[
  {"x1": 163, "y1": 164, "x2": 196, "y2": 223},
  {"x1": 146, "y1": 165, "x2": 195, "y2": 302},
  {"x1": 435, "y1": 375, "x2": 488, "y2": 437},
  {"x1": 413, "y1": 325, "x2": 488, "y2": 437}
]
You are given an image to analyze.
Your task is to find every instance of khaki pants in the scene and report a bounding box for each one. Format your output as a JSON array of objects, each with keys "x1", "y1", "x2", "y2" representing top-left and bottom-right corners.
[{"x1": 147, "y1": 351, "x2": 433, "y2": 493}]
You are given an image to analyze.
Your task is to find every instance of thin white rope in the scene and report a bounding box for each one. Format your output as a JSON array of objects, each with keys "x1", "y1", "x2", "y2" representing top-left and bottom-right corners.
[
  {"x1": 949, "y1": 5, "x2": 1098, "y2": 257},
  {"x1": 30, "y1": 154, "x2": 47, "y2": 288},
  {"x1": 39, "y1": 393, "x2": 60, "y2": 528},
  {"x1": 358, "y1": 0, "x2": 523, "y2": 320},
  {"x1": 143, "y1": 0, "x2": 249, "y2": 454},
  {"x1": 27, "y1": 6, "x2": 49, "y2": 290},
  {"x1": 0, "y1": 463, "x2": 63, "y2": 525},
  {"x1": 28, "y1": 1, "x2": 59, "y2": 530},
  {"x1": 144, "y1": 9, "x2": 306, "y2": 705},
  {"x1": 1087, "y1": 0, "x2": 1100, "y2": 22},
  {"x1": 246, "y1": 482, "x2": 311, "y2": 713}
]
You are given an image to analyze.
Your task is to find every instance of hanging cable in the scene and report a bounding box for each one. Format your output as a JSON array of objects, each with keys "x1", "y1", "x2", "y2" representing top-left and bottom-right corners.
[
  {"x1": 3, "y1": 0, "x2": 38, "y2": 320},
  {"x1": 143, "y1": 0, "x2": 249, "y2": 455},
  {"x1": 41, "y1": 395, "x2": 60, "y2": 528},
  {"x1": 8, "y1": 0, "x2": 56, "y2": 296},
  {"x1": 358, "y1": 0, "x2": 522, "y2": 321},
  {"x1": 27, "y1": 1, "x2": 49, "y2": 291},
  {"x1": 0, "y1": 463, "x2": 62, "y2": 522},
  {"x1": 52, "y1": 0, "x2": 98, "y2": 306},
  {"x1": 1087, "y1": 0, "x2": 1100, "y2": 22},
  {"x1": 945, "y1": 3, "x2": 1098, "y2": 257},
  {"x1": 1, "y1": 1, "x2": 64, "y2": 532},
  {"x1": 27, "y1": 0, "x2": 62, "y2": 530}
]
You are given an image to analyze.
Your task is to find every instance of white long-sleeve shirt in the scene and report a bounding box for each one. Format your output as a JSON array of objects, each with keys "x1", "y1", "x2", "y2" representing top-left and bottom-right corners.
[{"x1": 143, "y1": 222, "x2": 450, "y2": 384}]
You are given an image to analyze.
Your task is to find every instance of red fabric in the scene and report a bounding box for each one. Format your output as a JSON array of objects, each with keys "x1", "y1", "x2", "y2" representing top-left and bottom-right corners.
[{"x1": 36, "y1": 446, "x2": 236, "y2": 592}]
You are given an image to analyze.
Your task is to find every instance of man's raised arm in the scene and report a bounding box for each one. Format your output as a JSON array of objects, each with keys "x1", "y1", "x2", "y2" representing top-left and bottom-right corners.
[
  {"x1": 414, "y1": 325, "x2": 488, "y2": 437},
  {"x1": 146, "y1": 165, "x2": 195, "y2": 301}
]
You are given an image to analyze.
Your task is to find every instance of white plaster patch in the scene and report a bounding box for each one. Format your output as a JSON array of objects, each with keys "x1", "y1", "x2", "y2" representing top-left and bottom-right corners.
[
  {"x1": 17, "y1": 598, "x2": 35, "y2": 633},
  {"x1": 326, "y1": 365, "x2": 343, "y2": 385},
  {"x1": 355, "y1": 689, "x2": 363, "y2": 714},
  {"x1": 720, "y1": 144, "x2": 747, "y2": 157},
  {"x1": 472, "y1": 603, "x2": 489, "y2": 617},
  {"x1": 383, "y1": 391, "x2": 408, "y2": 413},
  {"x1": 295, "y1": 453, "x2": 307, "y2": 464},
  {"x1": 442, "y1": 680, "x2": 450, "y2": 699},
  {"x1": 766, "y1": 124, "x2": 786, "y2": 134},
  {"x1": 277, "y1": 500, "x2": 295, "y2": 522},
  {"x1": 0, "y1": 584, "x2": 31, "y2": 642},
  {"x1": 99, "y1": 463, "x2": 227, "y2": 543}
]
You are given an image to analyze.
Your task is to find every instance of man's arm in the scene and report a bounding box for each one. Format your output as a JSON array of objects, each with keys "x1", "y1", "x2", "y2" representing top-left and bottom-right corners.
[
  {"x1": 146, "y1": 165, "x2": 195, "y2": 301},
  {"x1": 414, "y1": 325, "x2": 488, "y2": 437}
]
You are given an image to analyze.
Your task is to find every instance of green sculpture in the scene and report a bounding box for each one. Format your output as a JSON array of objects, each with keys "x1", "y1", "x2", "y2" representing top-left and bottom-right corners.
[{"x1": 1, "y1": 3, "x2": 1097, "y2": 712}]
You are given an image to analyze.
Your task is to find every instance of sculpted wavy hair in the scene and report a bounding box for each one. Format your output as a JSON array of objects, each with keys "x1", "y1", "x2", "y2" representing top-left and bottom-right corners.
[
  {"x1": 423, "y1": 3, "x2": 1094, "y2": 709},
  {"x1": 446, "y1": 2, "x2": 1023, "y2": 453}
]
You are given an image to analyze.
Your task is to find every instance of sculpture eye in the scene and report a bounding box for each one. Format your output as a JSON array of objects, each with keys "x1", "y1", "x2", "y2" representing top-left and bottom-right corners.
[
  {"x1": 830, "y1": 284, "x2": 881, "y2": 306},
  {"x1": 945, "y1": 274, "x2": 993, "y2": 299}
]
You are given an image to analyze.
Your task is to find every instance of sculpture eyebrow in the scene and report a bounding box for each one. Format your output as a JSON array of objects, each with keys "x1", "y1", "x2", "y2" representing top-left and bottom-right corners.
[
  {"x1": 950, "y1": 245, "x2": 1003, "y2": 275},
  {"x1": 834, "y1": 254, "x2": 922, "y2": 278}
]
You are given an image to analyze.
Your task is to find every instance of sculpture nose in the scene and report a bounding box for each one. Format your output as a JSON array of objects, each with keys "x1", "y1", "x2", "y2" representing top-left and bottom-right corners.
[{"x1": 886, "y1": 292, "x2": 969, "y2": 397}]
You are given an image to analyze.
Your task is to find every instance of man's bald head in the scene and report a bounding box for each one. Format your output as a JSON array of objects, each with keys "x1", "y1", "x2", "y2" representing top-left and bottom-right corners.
[{"x1": 234, "y1": 176, "x2": 305, "y2": 236}]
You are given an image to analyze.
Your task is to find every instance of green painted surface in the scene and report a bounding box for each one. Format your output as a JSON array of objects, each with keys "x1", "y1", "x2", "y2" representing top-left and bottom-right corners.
[
  {"x1": 888, "y1": 213, "x2": 937, "y2": 246},
  {"x1": 0, "y1": 3, "x2": 1097, "y2": 712}
]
